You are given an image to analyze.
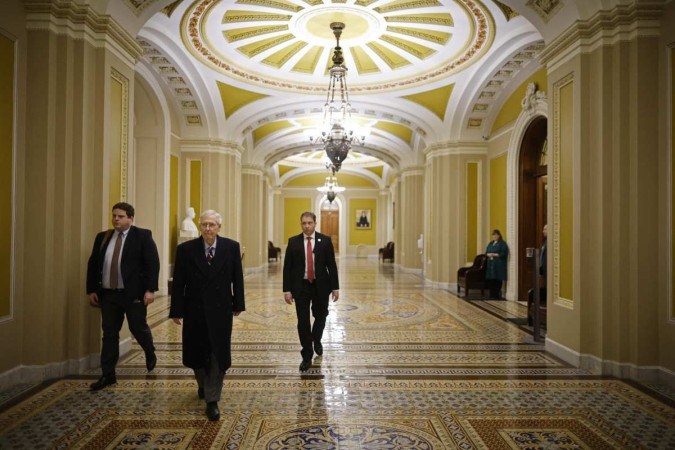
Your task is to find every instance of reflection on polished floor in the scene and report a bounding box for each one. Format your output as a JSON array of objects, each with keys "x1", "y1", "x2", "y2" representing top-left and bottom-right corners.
[{"x1": 1, "y1": 259, "x2": 673, "y2": 448}]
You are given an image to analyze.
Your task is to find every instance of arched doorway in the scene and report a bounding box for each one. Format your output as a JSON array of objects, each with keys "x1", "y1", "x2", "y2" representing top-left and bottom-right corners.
[{"x1": 517, "y1": 117, "x2": 548, "y2": 301}]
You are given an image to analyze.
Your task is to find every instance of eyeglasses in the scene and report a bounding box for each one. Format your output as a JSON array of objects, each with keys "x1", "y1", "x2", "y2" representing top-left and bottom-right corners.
[{"x1": 200, "y1": 222, "x2": 219, "y2": 229}]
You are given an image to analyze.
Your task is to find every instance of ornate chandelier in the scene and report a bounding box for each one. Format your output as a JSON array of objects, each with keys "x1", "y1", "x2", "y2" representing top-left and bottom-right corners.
[
  {"x1": 316, "y1": 175, "x2": 345, "y2": 203},
  {"x1": 308, "y1": 22, "x2": 368, "y2": 175}
]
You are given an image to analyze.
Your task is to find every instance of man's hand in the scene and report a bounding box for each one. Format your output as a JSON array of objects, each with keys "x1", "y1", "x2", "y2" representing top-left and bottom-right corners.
[
  {"x1": 331, "y1": 290, "x2": 339, "y2": 302},
  {"x1": 144, "y1": 291, "x2": 155, "y2": 306},
  {"x1": 172, "y1": 318, "x2": 182, "y2": 325},
  {"x1": 284, "y1": 292, "x2": 293, "y2": 305},
  {"x1": 233, "y1": 311, "x2": 242, "y2": 316},
  {"x1": 88, "y1": 293, "x2": 99, "y2": 307}
]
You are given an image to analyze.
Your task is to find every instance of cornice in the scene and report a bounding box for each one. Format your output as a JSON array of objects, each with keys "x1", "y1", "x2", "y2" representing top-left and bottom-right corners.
[
  {"x1": 24, "y1": 0, "x2": 143, "y2": 63},
  {"x1": 539, "y1": 2, "x2": 664, "y2": 69}
]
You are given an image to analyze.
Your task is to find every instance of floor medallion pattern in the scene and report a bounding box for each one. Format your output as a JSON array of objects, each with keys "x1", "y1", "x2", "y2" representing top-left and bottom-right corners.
[{"x1": 1, "y1": 259, "x2": 673, "y2": 448}]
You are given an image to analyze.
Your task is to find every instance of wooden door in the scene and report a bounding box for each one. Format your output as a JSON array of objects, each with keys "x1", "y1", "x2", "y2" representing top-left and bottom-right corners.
[
  {"x1": 517, "y1": 117, "x2": 548, "y2": 301},
  {"x1": 321, "y1": 210, "x2": 339, "y2": 253}
]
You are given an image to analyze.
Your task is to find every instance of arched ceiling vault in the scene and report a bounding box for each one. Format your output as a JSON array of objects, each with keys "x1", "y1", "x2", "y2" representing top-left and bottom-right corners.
[{"x1": 106, "y1": 0, "x2": 605, "y2": 181}]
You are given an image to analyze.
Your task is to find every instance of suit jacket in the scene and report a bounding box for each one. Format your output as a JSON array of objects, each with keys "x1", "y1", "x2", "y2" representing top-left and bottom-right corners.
[
  {"x1": 169, "y1": 236, "x2": 245, "y2": 371},
  {"x1": 283, "y1": 232, "x2": 339, "y2": 301},
  {"x1": 86, "y1": 226, "x2": 160, "y2": 302}
]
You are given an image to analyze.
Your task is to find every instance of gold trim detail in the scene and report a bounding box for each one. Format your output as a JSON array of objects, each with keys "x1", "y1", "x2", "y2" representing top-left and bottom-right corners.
[
  {"x1": 552, "y1": 72, "x2": 574, "y2": 310},
  {"x1": 110, "y1": 68, "x2": 129, "y2": 202}
]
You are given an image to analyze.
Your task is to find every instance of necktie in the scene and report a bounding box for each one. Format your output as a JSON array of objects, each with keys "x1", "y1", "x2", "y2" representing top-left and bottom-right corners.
[
  {"x1": 306, "y1": 236, "x2": 314, "y2": 282},
  {"x1": 207, "y1": 246, "x2": 214, "y2": 265},
  {"x1": 109, "y1": 232, "x2": 123, "y2": 288}
]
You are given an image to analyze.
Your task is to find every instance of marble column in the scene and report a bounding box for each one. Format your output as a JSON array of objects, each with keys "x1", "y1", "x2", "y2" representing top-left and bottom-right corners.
[
  {"x1": 0, "y1": 0, "x2": 144, "y2": 383},
  {"x1": 539, "y1": 2, "x2": 674, "y2": 381},
  {"x1": 397, "y1": 168, "x2": 424, "y2": 271},
  {"x1": 241, "y1": 165, "x2": 265, "y2": 270}
]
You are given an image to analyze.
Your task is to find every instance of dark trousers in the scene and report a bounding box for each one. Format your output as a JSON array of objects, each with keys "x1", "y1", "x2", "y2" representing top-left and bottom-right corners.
[
  {"x1": 488, "y1": 279, "x2": 503, "y2": 299},
  {"x1": 194, "y1": 351, "x2": 225, "y2": 403},
  {"x1": 99, "y1": 290, "x2": 155, "y2": 377},
  {"x1": 294, "y1": 281, "x2": 328, "y2": 361}
]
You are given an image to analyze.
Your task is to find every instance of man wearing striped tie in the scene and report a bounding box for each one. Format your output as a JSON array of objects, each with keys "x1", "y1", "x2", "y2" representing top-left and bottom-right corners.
[
  {"x1": 170, "y1": 210, "x2": 245, "y2": 421},
  {"x1": 86, "y1": 202, "x2": 160, "y2": 391}
]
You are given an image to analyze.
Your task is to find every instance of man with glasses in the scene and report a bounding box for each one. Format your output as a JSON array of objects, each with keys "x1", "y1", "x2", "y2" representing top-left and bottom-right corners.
[
  {"x1": 170, "y1": 210, "x2": 245, "y2": 421},
  {"x1": 86, "y1": 202, "x2": 160, "y2": 391}
]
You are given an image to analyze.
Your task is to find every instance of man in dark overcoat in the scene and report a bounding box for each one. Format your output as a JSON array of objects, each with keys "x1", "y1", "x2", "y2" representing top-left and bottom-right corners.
[
  {"x1": 86, "y1": 202, "x2": 160, "y2": 391},
  {"x1": 170, "y1": 209, "x2": 245, "y2": 421},
  {"x1": 283, "y1": 211, "x2": 339, "y2": 372}
]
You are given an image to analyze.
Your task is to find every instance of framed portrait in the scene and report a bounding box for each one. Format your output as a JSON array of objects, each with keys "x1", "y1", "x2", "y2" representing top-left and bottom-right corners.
[{"x1": 355, "y1": 209, "x2": 371, "y2": 229}]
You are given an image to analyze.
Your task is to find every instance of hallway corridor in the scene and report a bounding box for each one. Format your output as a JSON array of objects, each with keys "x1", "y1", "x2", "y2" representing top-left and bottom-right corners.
[{"x1": 1, "y1": 259, "x2": 673, "y2": 448}]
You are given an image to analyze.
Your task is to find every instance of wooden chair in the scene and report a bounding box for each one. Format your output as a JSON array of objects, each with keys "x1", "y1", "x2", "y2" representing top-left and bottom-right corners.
[
  {"x1": 457, "y1": 254, "x2": 488, "y2": 296},
  {"x1": 378, "y1": 242, "x2": 394, "y2": 262},
  {"x1": 268, "y1": 241, "x2": 281, "y2": 261}
]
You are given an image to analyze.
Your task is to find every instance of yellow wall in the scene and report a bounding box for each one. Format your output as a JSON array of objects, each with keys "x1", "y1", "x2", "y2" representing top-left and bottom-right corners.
[
  {"x1": 284, "y1": 197, "x2": 311, "y2": 242},
  {"x1": 671, "y1": 48, "x2": 674, "y2": 319},
  {"x1": 492, "y1": 68, "x2": 548, "y2": 133},
  {"x1": 489, "y1": 154, "x2": 507, "y2": 238},
  {"x1": 349, "y1": 198, "x2": 377, "y2": 245},
  {"x1": 109, "y1": 77, "x2": 123, "y2": 207},
  {"x1": 189, "y1": 160, "x2": 202, "y2": 228},
  {"x1": 559, "y1": 82, "x2": 574, "y2": 301},
  {"x1": 169, "y1": 155, "x2": 178, "y2": 263},
  {"x1": 286, "y1": 172, "x2": 377, "y2": 188},
  {"x1": 466, "y1": 162, "x2": 478, "y2": 261},
  {"x1": 0, "y1": 34, "x2": 13, "y2": 317}
]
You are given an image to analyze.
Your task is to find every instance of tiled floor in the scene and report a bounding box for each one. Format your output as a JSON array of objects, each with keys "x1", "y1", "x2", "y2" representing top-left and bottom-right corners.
[{"x1": 1, "y1": 258, "x2": 673, "y2": 449}]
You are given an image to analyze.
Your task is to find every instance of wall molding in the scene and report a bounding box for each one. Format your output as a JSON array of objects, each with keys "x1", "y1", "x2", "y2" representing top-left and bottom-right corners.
[
  {"x1": 0, "y1": 338, "x2": 131, "y2": 391},
  {"x1": 547, "y1": 337, "x2": 675, "y2": 389}
]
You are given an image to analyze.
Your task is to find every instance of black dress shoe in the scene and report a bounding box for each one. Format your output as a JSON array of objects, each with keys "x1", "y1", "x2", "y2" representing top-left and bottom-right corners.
[
  {"x1": 198, "y1": 387, "x2": 204, "y2": 399},
  {"x1": 314, "y1": 342, "x2": 323, "y2": 356},
  {"x1": 90, "y1": 375, "x2": 117, "y2": 391},
  {"x1": 206, "y1": 401, "x2": 220, "y2": 421},
  {"x1": 299, "y1": 359, "x2": 312, "y2": 372},
  {"x1": 146, "y1": 352, "x2": 157, "y2": 372}
]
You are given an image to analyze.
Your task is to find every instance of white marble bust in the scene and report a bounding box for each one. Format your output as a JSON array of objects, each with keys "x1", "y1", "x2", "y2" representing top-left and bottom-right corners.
[{"x1": 180, "y1": 207, "x2": 199, "y2": 238}]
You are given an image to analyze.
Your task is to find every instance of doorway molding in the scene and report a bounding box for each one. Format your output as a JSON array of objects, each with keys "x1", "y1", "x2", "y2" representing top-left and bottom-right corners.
[{"x1": 505, "y1": 89, "x2": 548, "y2": 301}]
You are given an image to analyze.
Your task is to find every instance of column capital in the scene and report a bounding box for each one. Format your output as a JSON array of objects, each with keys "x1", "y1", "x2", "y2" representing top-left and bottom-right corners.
[
  {"x1": 180, "y1": 139, "x2": 243, "y2": 158},
  {"x1": 399, "y1": 166, "x2": 425, "y2": 178},
  {"x1": 241, "y1": 164, "x2": 265, "y2": 176},
  {"x1": 424, "y1": 141, "x2": 487, "y2": 160}
]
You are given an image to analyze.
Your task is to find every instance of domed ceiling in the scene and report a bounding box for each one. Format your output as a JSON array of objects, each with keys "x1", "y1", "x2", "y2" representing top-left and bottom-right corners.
[
  {"x1": 181, "y1": 0, "x2": 494, "y2": 92},
  {"x1": 136, "y1": 0, "x2": 548, "y2": 186}
]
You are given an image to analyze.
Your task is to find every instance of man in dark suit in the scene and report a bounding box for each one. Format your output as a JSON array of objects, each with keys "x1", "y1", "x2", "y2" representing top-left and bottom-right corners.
[
  {"x1": 86, "y1": 202, "x2": 160, "y2": 391},
  {"x1": 283, "y1": 211, "x2": 339, "y2": 372},
  {"x1": 170, "y1": 210, "x2": 245, "y2": 421}
]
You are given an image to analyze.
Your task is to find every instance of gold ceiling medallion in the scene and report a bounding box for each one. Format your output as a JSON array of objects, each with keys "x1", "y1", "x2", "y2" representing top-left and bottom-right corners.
[{"x1": 180, "y1": 0, "x2": 495, "y2": 93}]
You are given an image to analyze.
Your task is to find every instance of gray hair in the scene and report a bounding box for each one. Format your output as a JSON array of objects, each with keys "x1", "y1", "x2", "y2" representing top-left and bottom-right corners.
[{"x1": 200, "y1": 209, "x2": 223, "y2": 225}]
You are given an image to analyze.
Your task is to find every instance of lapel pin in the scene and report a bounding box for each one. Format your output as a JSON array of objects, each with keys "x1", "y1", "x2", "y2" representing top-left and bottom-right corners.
[{"x1": 317, "y1": 238, "x2": 321, "y2": 242}]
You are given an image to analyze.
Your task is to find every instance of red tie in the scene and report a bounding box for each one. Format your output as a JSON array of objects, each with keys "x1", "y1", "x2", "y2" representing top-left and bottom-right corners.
[{"x1": 306, "y1": 236, "x2": 314, "y2": 282}]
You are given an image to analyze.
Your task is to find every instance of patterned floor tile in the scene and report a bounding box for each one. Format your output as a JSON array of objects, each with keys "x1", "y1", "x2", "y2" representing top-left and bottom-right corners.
[{"x1": 1, "y1": 259, "x2": 673, "y2": 449}]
